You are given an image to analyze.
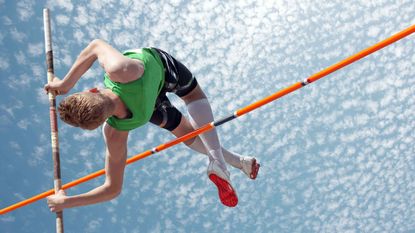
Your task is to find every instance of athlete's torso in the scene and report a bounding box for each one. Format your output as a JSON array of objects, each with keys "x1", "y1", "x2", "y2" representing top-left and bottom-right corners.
[{"x1": 104, "y1": 48, "x2": 165, "y2": 131}]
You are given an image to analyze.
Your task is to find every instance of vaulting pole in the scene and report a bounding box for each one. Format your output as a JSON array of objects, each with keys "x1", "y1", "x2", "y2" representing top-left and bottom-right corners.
[
  {"x1": 1, "y1": 24, "x2": 414, "y2": 215},
  {"x1": 43, "y1": 8, "x2": 64, "y2": 233}
]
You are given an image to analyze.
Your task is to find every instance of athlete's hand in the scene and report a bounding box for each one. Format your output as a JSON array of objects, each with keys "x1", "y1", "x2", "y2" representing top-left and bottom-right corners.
[
  {"x1": 47, "y1": 190, "x2": 67, "y2": 212},
  {"x1": 44, "y1": 76, "x2": 69, "y2": 95}
]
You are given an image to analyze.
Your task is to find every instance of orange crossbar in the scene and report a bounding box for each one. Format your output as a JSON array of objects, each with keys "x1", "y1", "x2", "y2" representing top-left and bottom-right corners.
[
  {"x1": 236, "y1": 24, "x2": 415, "y2": 117},
  {"x1": 1, "y1": 24, "x2": 414, "y2": 215}
]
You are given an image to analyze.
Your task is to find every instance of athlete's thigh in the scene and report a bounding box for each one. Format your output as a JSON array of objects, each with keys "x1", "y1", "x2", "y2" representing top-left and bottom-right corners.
[
  {"x1": 149, "y1": 93, "x2": 183, "y2": 132},
  {"x1": 153, "y1": 48, "x2": 199, "y2": 98}
]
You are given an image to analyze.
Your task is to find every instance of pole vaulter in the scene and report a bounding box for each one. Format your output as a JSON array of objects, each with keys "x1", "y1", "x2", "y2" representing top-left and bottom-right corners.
[
  {"x1": 1, "y1": 23, "x2": 414, "y2": 215},
  {"x1": 43, "y1": 8, "x2": 64, "y2": 233}
]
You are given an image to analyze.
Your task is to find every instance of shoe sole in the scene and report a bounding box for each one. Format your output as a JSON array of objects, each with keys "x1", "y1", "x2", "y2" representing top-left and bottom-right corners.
[
  {"x1": 250, "y1": 159, "x2": 260, "y2": 180},
  {"x1": 209, "y1": 174, "x2": 238, "y2": 207}
]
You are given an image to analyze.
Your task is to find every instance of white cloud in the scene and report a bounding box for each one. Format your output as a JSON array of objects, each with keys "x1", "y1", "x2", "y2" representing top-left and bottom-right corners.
[
  {"x1": 28, "y1": 145, "x2": 47, "y2": 167},
  {"x1": 0, "y1": 99, "x2": 23, "y2": 118},
  {"x1": 0, "y1": 56, "x2": 9, "y2": 70},
  {"x1": 56, "y1": 14, "x2": 70, "y2": 26},
  {"x1": 74, "y1": 6, "x2": 89, "y2": 26},
  {"x1": 10, "y1": 28, "x2": 26, "y2": 42},
  {"x1": 6, "y1": 73, "x2": 31, "y2": 90},
  {"x1": 27, "y1": 42, "x2": 44, "y2": 57},
  {"x1": 16, "y1": 0, "x2": 35, "y2": 21},
  {"x1": 47, "y1": 0, "x2": 74, "y2": 12},
  {"x1": 17, "y1": 119, "x2": 30, "y2": 130},
  {"x1": 86, "y1": 218, "x2": 103, "y2": 233},
  {"x1": 0, "y1": 215, "x2": 15, "y2": 222},
  {"x1": 31, "y1": 64, "x2": 44, "y2": 82},
  {"x1": 9, "y1": 141, "x2": 22, "y2": 150},
  {"x1": 14, "y1": 50, "x2": 27, "y2": 65},
  {"x1": 1, "y1": 16, "x2": 12, "y2": 26},
  {"x1": 0, "y1": 32, "x2": 4, "y2": 45},
  {"x1": 60, "y1": 53, "x2": 73, "y2": 68},
  {"x1": 73, "y1": 29, "x2": 85, "y2": 43}
]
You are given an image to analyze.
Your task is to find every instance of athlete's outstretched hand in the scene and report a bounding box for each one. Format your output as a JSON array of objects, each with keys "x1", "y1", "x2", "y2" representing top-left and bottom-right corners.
[{"x1": 44, "y1": 76, "x2": 69, "y2": 95}]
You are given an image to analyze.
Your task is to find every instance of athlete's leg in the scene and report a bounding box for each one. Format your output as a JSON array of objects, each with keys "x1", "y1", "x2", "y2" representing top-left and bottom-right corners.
[
  {"x1": 180, "y1": 85, "x2": 241, "y2": 206},
  {"x1": 179, "y1": 85, "x2": 229, "y2": 170},
  {"x1": 152, "y1": 48, "x2": 239, "y2": 206},
  {"x1": 148, "y1": 90, "x2": 237, "y2": 167},
  {"x1": 171, "y1": 115, "x2": 241, "y2": 168},
  {"x1": 151, "y1": 48, "x2": 227, "y2": 170},
  {"x1": 172, "y1": 114, "x2": 260, "y2": 179}
]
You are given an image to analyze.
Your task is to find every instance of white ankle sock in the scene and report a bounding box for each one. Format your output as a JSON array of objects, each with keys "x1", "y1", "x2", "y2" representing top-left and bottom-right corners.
[{"x1": 188, "y1": 138, "x2": 242, "y2": 169}]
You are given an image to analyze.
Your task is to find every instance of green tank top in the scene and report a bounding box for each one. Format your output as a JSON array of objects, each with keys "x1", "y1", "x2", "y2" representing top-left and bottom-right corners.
[{"x1": 104, "y1": 48, "x2": 164, "y2": 131}]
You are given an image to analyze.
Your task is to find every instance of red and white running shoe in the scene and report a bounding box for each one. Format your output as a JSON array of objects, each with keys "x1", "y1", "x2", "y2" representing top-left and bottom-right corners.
[
  {"x1": 207, "y1": 160, "x2": 238, "y2": 207},
  {"x1": 240, "y1": 157, "x2": 260, "y2": 179}
]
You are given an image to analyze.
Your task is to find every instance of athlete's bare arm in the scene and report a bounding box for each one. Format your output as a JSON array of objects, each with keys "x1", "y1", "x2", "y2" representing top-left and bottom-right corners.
[
  {"x1": 44, "y1": 39, "x2": 143, "y2": 95},
  {"x1": 47, "y1": 123, "x2": 128, "y2": 211}
]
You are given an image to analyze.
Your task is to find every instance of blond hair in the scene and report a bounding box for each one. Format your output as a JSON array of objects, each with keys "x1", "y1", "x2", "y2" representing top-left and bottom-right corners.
[{"x1": 58, "y1": 92, "x2": 114, "y2": 130}]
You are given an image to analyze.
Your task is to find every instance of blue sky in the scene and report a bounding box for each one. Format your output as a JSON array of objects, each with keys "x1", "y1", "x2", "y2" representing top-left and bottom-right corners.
[{"x1": 1, "y1": 0, "x2": 415, "y2": 232}]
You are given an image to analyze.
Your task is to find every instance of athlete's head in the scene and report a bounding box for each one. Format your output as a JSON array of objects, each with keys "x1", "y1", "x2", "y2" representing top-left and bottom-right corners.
[{"x1": 58, "y1": 89, "x2": 114, "y2": 130}]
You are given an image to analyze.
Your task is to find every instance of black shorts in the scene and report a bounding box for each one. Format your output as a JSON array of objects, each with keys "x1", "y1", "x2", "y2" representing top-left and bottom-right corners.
[{"x1": 149, "y1": 48, "x2": 198, "y2": 131}]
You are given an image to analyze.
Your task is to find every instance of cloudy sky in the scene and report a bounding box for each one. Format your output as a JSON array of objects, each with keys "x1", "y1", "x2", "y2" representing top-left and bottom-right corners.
[{"x1": 1, "y1": 0, "x2": 415, "y2": 232}]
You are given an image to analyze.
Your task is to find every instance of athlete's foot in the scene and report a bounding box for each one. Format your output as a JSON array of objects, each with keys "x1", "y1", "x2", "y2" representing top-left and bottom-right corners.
[
  {"x1": 240, "y1": 157, "x2": 260, "y2": 179},
  {"x1": 207, "y1": 160, "x2": 238, "y2": 207}
]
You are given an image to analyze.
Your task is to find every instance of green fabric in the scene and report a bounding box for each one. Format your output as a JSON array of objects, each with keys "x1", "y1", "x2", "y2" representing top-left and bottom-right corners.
[{"x1": 104, "y1": 48, "x2": 164, "y2": 131}]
